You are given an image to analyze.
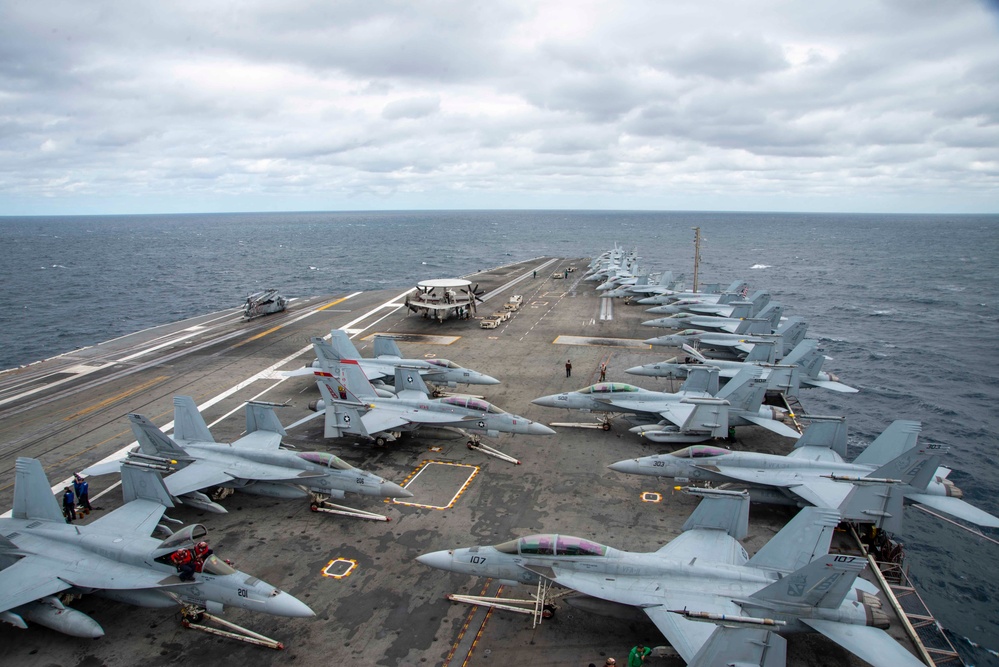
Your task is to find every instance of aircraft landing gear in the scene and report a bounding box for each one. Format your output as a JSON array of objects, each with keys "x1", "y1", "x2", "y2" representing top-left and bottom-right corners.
[
  {"x1": 308, "y1": 493, "x2": 391, "y2": 521},
  {"x1": 464, "y1": 433, "x2": 520, "y2": 465},
  {"x1": 180, "y1": 604, "x2": 285, "y2": 649}
]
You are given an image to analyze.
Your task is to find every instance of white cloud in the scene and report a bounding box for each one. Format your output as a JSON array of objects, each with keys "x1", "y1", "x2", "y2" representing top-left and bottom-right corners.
[{"x1": 0, "y1": 0, "x2": 997, "y2": 214}]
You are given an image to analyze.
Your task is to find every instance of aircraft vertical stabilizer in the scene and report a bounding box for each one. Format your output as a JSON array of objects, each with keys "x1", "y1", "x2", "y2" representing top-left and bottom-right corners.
[
  {"x1": 747, "y1": 507, "x2": 840, "y2": 573},
  {"x1": 792, "y1": 416, "x2": 848, "y2": 460},
  {"x1": 394, "y1": 367, "x2": 432, "y2": 399},
  {"x1": 245, "y1": 402, "x2": 287, "y2": 436},
  {"x1": 716, "y1": 368, "x2": 765, "y2": 412},
  {"x1": 679, "y1": 366, "x2": 720, "y2": 395},
  {"x1": 121, "y1": 462, "x2": 175, "y2": 507},
  {"x1": 129, "y1": 414, "x2": 188, "y2": 459},
  {"x1": 681, "y1": 488, "x2": 750, "y2": 539},
  {"x1": 743, "y1": 340, "x2": 777, "y2": 364},
  {"x1": 328, "y1": 330, "x2": 362, "y2": 360},
  {"x1": 373, "y1": 335, "x2": 404, "y2": 359},
  {"x1": 173, "y1": 396, "x2": 215, "y2": 444},
  {"x1": 852, "y1": 420, "x2": 921, "y2": 466},
  {"x1": 12, "y1": 458, "x2": 65, "y2": 523},
  {"x1": 748, "y1": 553, "x2": 866, "y2": 609}
]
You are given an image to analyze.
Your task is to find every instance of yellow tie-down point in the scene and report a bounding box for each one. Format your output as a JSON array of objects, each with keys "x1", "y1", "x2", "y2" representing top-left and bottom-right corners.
[{"x1": 322, "y1": 558, "x2": 359, "y2": 579}]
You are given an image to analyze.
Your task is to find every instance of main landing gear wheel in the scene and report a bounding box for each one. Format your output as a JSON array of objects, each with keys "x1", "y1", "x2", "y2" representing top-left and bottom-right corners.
[{"x1": 375, "y1": 436, "x2": 388, "y2": 447}]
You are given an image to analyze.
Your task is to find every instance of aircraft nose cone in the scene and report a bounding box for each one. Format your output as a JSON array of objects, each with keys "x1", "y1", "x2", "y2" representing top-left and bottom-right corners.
[
  {"x1": 607, "y1": 459, "x2": 642, "y2": 475},
  {"x1": 624, "y1": 365, "x2": 647, "y2": 376},
  {"x1": 531, "y1": 395, "x2": 560, "y2": 408},
  {"x1": 382, "y1": 480, "x2": 414, "y2": 498},
  {"x1": 644, "y1": 336, "x2": 675, "y2": 346},
  {"x1": 270, "y1": 591, "x2": 316, "y2": 618},
  {"x1": 479, "y1": 374, "x2": 501, "y2": 385},
  {"x1": 528, "y1": 422, "x2": 557, "y2": 436},
  {"x1": 416, "y1": 550, "x2": 453, "y2": 571}
]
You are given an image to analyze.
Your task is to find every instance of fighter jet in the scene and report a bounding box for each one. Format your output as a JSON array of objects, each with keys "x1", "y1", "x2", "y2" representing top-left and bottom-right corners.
[
  {"x1": 626, "y1": 342, "x2": 801, "y2": 395},
  {"x1": 287, "y1": 331, "x2": 499, "y2": 388},
  {"x1": 645, "y1": 289, "x2": 771, "y2": 317},
  {"x1": 642, "y1": 303, "x2": 784, "y2": 335},
  {"x1": 417, "y1": 488, "x2": 923, "y2": 667},
  {"x1": 0, "y1": 458, "x2": 313, "y2": 637},
  {"x1": 632, "y1": 279, "x2": 749, "y2": 304},
  {"x1": 609, "y1": 419, "x2": 999, "y2": 530},
  {"x1": 532, "y1": 366, "x2": 801, "y2": 441},
  {"x1": 602, "y1": 271, "x2": 685, "y2": 299},
  {"x1": 645, "y1": 317, "x2": 808, "y2": 360},
  {"x1": 85, "y1": 397, "x2": 412, "y2": 513},
  {"x1": 308, "y1": 339, "x2": 554, "y2": 447},
  {"x1": 781, "y1": 339, "x2": 858, "y2": 393}
]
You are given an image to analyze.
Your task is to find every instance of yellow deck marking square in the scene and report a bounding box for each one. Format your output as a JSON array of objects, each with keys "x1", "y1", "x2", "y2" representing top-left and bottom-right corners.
[{"x1": 393, "y1": 460, "x2": 479, "y2": 510}]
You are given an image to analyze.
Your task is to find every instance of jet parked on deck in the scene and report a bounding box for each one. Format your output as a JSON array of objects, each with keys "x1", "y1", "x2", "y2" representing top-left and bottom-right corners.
[{"x1": 0, "y1": 458, "x2": 313, "y2": 638}]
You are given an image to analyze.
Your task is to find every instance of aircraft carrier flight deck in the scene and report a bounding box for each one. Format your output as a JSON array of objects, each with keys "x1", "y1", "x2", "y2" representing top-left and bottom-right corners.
[{"x1": 0, "y1": 257, "x2": 930, "y2": 667}]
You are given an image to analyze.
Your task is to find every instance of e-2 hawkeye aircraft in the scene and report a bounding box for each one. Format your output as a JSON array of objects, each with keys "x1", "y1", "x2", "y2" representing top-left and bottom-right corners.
[{"x1": 0, "y1": 458, "x2": 313, "y2": 638}]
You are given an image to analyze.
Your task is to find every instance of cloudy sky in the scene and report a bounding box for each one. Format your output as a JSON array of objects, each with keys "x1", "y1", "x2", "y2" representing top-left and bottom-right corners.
[{"x1": 2, "y1": 0, "x2": 998, "y2": 215}]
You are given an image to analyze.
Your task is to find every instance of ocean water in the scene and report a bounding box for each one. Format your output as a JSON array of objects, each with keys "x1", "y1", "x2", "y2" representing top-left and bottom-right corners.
[{"x1": 1, "y1": 210, "x2": 998, "y2": 663}]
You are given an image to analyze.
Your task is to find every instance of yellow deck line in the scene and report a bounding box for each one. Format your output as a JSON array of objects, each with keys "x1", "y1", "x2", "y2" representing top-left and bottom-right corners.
[{"x1": 63, "y1": 375, "x2": 169, "y2": 421}]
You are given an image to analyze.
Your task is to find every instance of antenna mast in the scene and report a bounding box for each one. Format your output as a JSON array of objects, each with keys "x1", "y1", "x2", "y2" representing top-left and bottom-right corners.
[{"x1": 692, "y1": 227, "x2": 701, "y2": 293}]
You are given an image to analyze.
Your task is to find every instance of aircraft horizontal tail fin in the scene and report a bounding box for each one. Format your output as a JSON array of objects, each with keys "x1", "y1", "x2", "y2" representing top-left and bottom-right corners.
[
  {"x1": 129, "y1": 414, "x2": 188, "y2": 459},
  {"x1": 749, "y1": 554, "x2": 866, "y2": 610},
  {"x1": 681, "y1": 488, "x2": 750, "y2": 540},
  {"x1": 802, "y1": 620, "x2": 927, "y2": 667},
  {"x1": 12, "y1": 458, "x2": 65, "y2": 523},
  {"x1": 121, "y1": 462, "x2": 175, "y2": 507},
  {"x1": 688, "y1": 627, "x2": 786, "y2": 667},
  {"x1": 838, "y1": 483, "x2": 906, "y2": 533},
  {"x1": 172, "y1": 396, "x2": 214, "y2": 444},
  {"x1": 747, "y1": 507, "x2": 840, "y2": 573}
]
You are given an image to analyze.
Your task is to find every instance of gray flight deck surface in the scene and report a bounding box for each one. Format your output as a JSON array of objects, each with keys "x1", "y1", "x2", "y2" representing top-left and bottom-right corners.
[{"x1": 0, "y1": 257, "x2": 918, "y2": 667}]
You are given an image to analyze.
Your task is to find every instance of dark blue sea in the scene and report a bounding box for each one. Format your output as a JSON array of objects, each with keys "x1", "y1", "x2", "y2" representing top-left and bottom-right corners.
[{"x1": 1, "y1": 210, "x2": 997, "y2": 664}]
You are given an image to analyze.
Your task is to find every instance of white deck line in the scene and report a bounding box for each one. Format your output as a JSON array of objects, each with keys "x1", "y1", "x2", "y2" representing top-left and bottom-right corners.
[{"x1": 3, "y1": 289, "x2": 426, "y2": 517}]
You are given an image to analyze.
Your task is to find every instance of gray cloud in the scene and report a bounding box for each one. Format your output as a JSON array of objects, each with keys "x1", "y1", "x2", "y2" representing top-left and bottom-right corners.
[{"x1": 0, "y1": 0, "x2": 997, "y2": 214}]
